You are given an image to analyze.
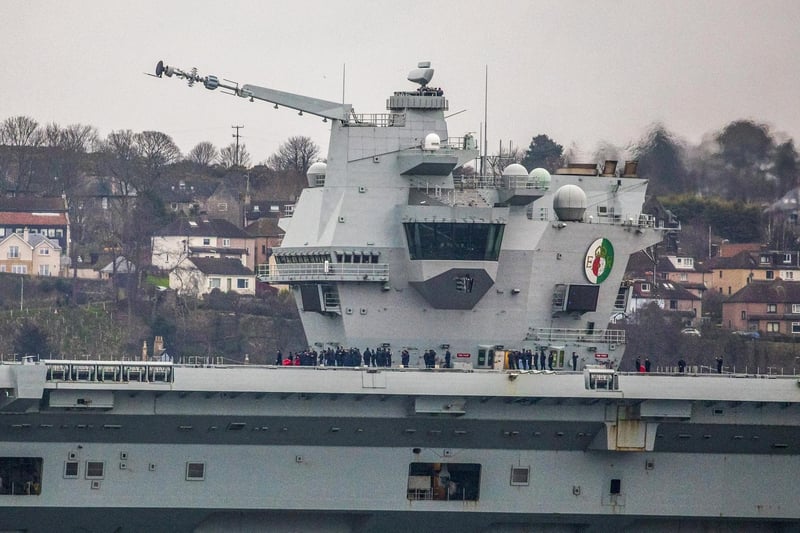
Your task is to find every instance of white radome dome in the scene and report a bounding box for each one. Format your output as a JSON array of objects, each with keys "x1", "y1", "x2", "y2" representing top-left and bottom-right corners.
[
  {"x1": 306, "y1": 161, "x2": 327, "y2": 187},
  {"x1": 553, "y1": 184, "x2": 587, "y2": 221},
  {"x1": 502, "y1": 163, "x2": 528, "y2": 177},
  {"x1": 529, "y1": 167, "x2": 551, "y2": 186},
  {"x1": 423, "y1": 133, "x2": 441, "y2": 151}
]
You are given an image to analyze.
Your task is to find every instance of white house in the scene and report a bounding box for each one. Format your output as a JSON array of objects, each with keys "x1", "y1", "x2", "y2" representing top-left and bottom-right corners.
[{"x1": 169, "y1": 257, "x2": 255, "y2": 297}]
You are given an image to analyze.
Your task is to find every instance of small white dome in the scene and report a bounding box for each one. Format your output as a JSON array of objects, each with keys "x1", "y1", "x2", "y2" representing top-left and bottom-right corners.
[
  {"x1": 307, "y1": 162, "x2": 327, "y2": 176},
  {"x1": 306, "y1": 162, "x2": 327, "y2": 188},
  {"x1": 423, "y1": 133, "x2": 441, "y2": 151},
  {"x1": 553, "y1": 184, "x2": 587, "y2": 221},
  {"x1": 528, "y1": 167, "x2": 551, "y2": 189},
  {"x1": 502, "y1": 163, "x2": 528, "y2": 177}
]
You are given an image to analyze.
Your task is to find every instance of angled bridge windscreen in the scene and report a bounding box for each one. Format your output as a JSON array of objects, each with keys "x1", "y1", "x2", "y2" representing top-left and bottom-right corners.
[{"x1": 403, "y1": 222, "x2": 504, "y2": 261}]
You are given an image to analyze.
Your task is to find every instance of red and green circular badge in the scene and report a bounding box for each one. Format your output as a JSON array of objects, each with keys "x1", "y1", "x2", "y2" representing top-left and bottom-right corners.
[{"x1": 585, "y1": 238, "x2": 614, "y2": 284}]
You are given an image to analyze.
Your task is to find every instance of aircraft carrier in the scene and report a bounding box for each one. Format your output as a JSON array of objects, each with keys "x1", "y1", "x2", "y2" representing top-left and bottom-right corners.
[{"x1": 0, "y1": 62, "x2": 797, "y2": 532}]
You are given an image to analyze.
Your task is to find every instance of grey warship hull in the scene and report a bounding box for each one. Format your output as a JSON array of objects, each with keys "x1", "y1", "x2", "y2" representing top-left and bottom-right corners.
[
  {"x1": 1, "y1": 363, "x2": 799, "y2": 532},
  {"x1": 0, "y1": 62, "x2": 798, "y2": 532}
]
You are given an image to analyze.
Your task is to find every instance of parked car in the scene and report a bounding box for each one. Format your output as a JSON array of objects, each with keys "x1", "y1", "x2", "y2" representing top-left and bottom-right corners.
[
  {"x1": 733, "y1": 330, "x2": 760, "y2": 339},
  {"x1": 680, "y1": 327, "x2": 701, "y2": 337}
]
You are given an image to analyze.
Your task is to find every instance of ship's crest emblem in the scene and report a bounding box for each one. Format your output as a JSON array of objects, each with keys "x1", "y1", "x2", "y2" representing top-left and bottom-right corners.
[{"x1": 585, "y1": 238, "x2": 614, "y2": 284}]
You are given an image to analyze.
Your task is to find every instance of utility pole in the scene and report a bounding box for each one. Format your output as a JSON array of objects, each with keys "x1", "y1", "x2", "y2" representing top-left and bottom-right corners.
[{"x1": 231, "y1": 125, "x2": 244, "y2": 167}]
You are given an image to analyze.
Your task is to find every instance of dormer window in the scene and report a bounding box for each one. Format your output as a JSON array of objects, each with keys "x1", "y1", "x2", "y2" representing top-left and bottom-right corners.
[
  {"x1": 640, "y1": 282, "x2": 650, "y2": 292},
  {"x1": 783, "y1": 253, "x2": 792, "y2": 264},
  {"x1": 760, "y1": 255, "x2": 770, "y2": 264}
]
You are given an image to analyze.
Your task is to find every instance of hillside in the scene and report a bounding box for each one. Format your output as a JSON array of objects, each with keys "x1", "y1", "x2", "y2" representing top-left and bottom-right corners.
[{"x1": 0, "y1": 274, "x2": 306, "y2": 363}]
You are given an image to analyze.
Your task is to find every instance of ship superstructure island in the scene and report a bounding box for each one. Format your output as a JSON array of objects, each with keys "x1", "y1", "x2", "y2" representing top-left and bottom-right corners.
[{"x1": 0, "y1": 62, "x2": 798, "y2": 532}]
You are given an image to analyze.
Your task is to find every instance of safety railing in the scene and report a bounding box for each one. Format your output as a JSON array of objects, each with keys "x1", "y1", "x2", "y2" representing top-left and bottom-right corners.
[
  {"x1": 526, "y1": 328, "x2": 626, "y2": 345},
  {"x1": 264, "y1": 262, "x2": 389, "y2": 283}
]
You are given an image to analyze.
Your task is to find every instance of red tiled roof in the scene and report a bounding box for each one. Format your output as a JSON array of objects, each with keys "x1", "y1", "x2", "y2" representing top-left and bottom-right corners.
[{"x1": 0, "y1": 212, "x2": 68, "y2": 225}]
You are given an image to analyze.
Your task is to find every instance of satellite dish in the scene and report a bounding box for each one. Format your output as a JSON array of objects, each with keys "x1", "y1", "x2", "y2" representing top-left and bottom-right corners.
[{"x1": 155, "y1": 60, "x2": 165, "y2": 78}]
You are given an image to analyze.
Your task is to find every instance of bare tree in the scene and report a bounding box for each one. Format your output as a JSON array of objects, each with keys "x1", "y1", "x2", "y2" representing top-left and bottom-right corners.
[
  {"x1": 187, "y1": 141, "x2": 218, "y2": 166},
  {"x1": 267, "y1": 136, "x2": 319, "y2": 174},
  {"x1": 41, "y1": 122, "x2": 98, "y2": 194},
  {"x1": 0, "y1": 115, "x2": 43, "y2": 192},
  {"x1": 100, "y1": 130, "x2": 141, "y2": 197},
  {"x1": 135, "y1": 130, "x2": 181, "y2": 193},
  {"x1": 218, "y1": 142, "x2": 251, "y2": 168}
]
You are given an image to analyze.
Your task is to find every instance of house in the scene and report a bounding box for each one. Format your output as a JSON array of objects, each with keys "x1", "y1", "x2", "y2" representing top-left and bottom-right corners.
[
  {"x1": 205, "y1": 182, "x2": 243, "y2": 228},
  {"x1": 721, "y1": 280, "x2": 800, "y2": 336},
  {"x1": 162, "y1": 180, "x2": 243, "y2": 227},
  {"x1": 245, "y1": 217, "x2": 284, "y2": 281},
  {"x1": 0, "y1": 229, "x2": 62, "y2": 276},
  {"x1": 0, "y1": 196, "x2": 70, "y2": 258},
  {"x1": 169, "y1": 257, "x2": 254, "y2": 297},
  {"x1": 626, "y1": 279, "x2": 702, "y2": 325},
  {"x1": 151, "y1": 217, "x2": 256, "y2": 274},
  {"x1": 245, "y1": 199, "x2": 296, "y2": 223},
  {"x1": 99, "y1": 256, "x2": 136, "y2": 281},
  {"x1": 705, "y1": 248, "x2": 800, "y2": 296},
  {"x1": 656, "y1": 255, "x2": 709, "y2": 298}
]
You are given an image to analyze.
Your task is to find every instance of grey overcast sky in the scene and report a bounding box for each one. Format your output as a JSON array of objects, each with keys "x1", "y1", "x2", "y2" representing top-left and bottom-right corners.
[{"x1": 2, "y1": 0, "x2": 799, "y2": 165}]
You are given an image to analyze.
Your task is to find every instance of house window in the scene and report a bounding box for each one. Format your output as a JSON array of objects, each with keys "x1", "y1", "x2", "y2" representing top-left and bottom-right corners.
[
  {"x1": 217, "y1": 202, "x2": 228, "y2": 212},
  {"x1": 793, "y1": 304, "x2": 800, "y2": 314},
  {"x1": 186, "y1": 462, "x2": 205, "y2": 481},
  {"x1": 680, "y1": 273, "x2": 688, "y2": 281},
  {"x1": 47, "y1": 229, "x2": 55, "y2": 237},
  {"x1": 101, "y1": 197, "x2": 108, "y2": 210},
  {"x1": 640, "y1": 283, "x2": 650, "y2": 292},
  {"x1": 741, "y1": 310, "x2": 746, "y2": 320},
  {"x1": 203, "y1": 238, "x2": 211, "y2": 246},
  {"x1": 222, "y1": 238, "x2": 230, "y2": 247},
  {"x1": 39, "y1": 248, "x2": 50, "y2": 255},
  {"x1": 767, "y1": 304, "x2": 777, "y2": 313},
  {"x1": 793, "y1": 323, "x2": 800, "y2": 334},
  {"x1": 767, "y1": 322, "x2": 780, "y2": 333},
  {"x1": 669, "y1": 300, "x2": 677, "y2": 310},
  {"x1": 782, "y1": 271, "x2": 795, "y2": 280},
  {"x1": 766, "y1": 271, "x2": 774, "y2": 279},
  {"x1": 209, "y1": 278, "x2": 221, "y2": 289},
  {"x1": 8, "y1": 246, "x2": 19, "y2": 258},
  {"x1": 11, "y1": 265, "x2": 27, "y2": 274},
  {"x1": 39, "y1": 265, "x2": 50, "y2": 276},
  {"x1": 85, "y1": 461, "x2": 105, "y2": 479},
  {"x1": 237, "y1": 278, "x2": 249, "y2": 289}
]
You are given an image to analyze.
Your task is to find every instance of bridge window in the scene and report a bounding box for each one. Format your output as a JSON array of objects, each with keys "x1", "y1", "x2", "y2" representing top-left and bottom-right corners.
[
  {"x1": 403, "y1": 222, "x2": 504, "y2": 261},
  {"x1": 0, "y1": 457, "x2": 42, "y2": 495},
  {"x1": 407, "y1": 462, "x2": 480, "y2": 501}
]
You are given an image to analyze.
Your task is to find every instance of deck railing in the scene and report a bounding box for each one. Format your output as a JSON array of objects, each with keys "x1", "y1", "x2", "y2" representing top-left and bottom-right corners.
[
  {"x1": 262, "y1": 263, "x2": 389, "y2": 283},
  {"x1": 526, "y1": 328, "x2": 626, "y2": 345}
]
